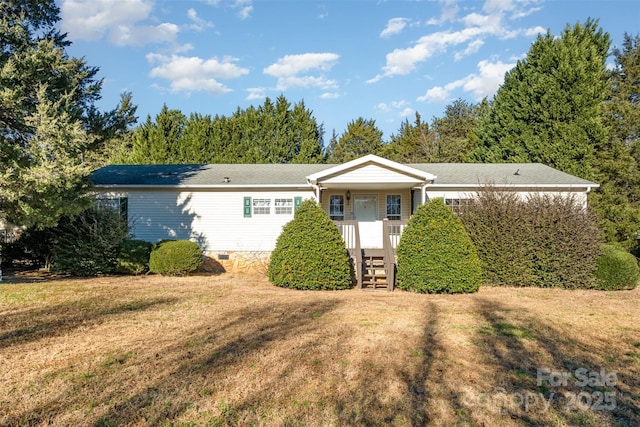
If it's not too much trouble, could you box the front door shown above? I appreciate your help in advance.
[354,195,382,248]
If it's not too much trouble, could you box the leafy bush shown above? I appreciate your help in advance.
[53,208,130,276]
[117,239,153,275]
[396,198,482,293]
[269,199,352,290]
[594,244,639,290]
[461,188,601,288]
[149,240,203,276]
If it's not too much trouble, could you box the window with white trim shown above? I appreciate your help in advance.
[253,198,271,215]
[445,198,470,216]
[275,198,293,215]
[329,195,344,220]
[386,194,401,220]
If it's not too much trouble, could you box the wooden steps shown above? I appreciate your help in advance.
[361,250,392,291]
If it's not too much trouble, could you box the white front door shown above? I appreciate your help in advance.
[354,195,382,248]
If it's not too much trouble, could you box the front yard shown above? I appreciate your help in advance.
[0,273,638,426]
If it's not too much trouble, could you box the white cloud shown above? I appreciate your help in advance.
[428,0,459,25]
[320,92,341,99]
[264,53,340,90]
[233,0,253,19]
[186,8,214,31]
[454,39,485,60]
[400,107,415,118]
[418,86,451,103]
[524,26,546,37]
[417,58,515,103]
[147,54,250,94]
[60,0,180,46]
[380,18,409,38]
[377,102,391,112]
[247,87,267,100]
[369,0,543,82]
[109,22,179,46]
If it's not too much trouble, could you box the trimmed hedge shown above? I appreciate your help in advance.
[461,189,602,288]
[396,198,482,293]
[268,199,352,290]
[149,240,203,276]
[594,244,639,290]
[117,239,153,275]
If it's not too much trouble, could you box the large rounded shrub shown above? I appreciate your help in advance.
[396,198,482,293]
[594,244,639,290]
[149,240,203,276]
[117,239,153,275]
[269,199,352,290]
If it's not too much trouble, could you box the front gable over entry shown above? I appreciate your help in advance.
[307,154,436,189]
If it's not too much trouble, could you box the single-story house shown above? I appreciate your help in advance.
[91,154,598,288]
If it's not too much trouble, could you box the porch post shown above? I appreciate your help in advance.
[421,183,426,205]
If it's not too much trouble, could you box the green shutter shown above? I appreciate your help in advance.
[294,197,302,212]
[244,197,252,217]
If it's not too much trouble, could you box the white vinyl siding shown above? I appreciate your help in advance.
[124,189,315,252]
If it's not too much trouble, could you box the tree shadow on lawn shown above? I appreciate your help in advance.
[0,296,178,349]
[465,297,639,426]
[90,298,342,426]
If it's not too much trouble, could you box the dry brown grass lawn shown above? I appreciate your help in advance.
[0,273,638,427]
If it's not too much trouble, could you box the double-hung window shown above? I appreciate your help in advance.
[445,198,470,216]
[253,198,271,215]
[386,195,401,220]
[275,198,293,215]
[329,195,344,220]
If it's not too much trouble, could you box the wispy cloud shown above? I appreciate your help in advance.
[147,54,249,94]
[264,53,340,91]
[234,0,253,20]
[417,58,515,102]
[368,0,543,83]
[380,18,410,38]
[186,8,214,31]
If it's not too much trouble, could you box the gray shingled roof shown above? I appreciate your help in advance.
[91,163,598,188]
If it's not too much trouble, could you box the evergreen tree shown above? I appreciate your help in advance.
[326,117,383,163]
[125,105,187,164]
[0,0,136,228]
[382,112,435,162]
[590,33,640,248]
[119,96,324,164]
[431,98,484,162]
[473,19,610,180]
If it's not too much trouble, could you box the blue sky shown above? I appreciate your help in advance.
[59,0,639,142]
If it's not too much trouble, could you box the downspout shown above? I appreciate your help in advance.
[308,178,321,202]
[421,176,436,205]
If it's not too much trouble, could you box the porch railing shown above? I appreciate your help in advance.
[333,220,363,288]
[382,219,408,291]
